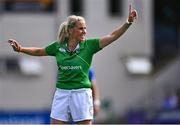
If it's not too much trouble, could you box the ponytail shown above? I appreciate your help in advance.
[57,21,68,43]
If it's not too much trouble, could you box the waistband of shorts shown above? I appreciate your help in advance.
[56,88,91,92]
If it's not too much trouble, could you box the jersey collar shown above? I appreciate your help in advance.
[61,39,86,53]
[65,43,80,52]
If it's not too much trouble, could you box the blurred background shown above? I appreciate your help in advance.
[0,0,179,124]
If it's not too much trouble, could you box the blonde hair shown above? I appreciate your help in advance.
[57,15,85,43]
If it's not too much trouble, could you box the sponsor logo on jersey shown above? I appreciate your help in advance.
[58,65,82,70]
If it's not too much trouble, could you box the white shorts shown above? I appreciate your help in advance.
[50,88,93,122]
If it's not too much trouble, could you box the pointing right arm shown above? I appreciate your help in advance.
[8,39,47,56]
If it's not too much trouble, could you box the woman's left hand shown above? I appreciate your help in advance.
[127,4,138,23]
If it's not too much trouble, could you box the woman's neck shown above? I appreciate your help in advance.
[68,39,78,52]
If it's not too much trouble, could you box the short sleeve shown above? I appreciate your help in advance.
[86,38,102,54]
[45,41,59,56]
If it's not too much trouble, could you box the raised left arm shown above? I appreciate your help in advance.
[99,4,138,48]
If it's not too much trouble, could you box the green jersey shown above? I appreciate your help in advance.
[45,38,101,89]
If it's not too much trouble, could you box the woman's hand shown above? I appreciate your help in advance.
[94,99,101,116]
[8,39,22,52]
[127,4,138,23]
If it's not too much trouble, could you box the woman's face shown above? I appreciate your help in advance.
[70,20,87,42]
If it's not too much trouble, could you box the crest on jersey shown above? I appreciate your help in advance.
[59,48,66,53]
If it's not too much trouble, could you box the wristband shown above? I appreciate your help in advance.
[126,19,132,25]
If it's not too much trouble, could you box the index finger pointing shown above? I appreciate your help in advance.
[129,4,132,16]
